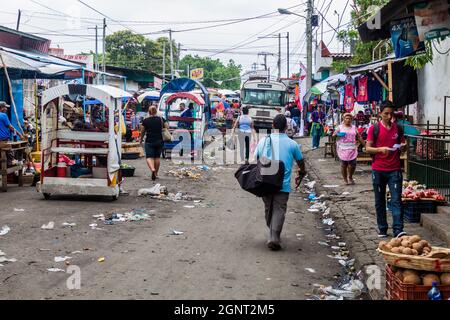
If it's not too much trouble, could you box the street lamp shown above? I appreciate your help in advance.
[278,7,312,91]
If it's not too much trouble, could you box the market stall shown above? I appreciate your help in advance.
[37,84,132,200]
[378,235,450,300]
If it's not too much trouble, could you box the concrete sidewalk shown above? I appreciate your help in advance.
[300,137,446,300]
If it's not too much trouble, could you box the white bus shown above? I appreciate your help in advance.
[240,79,288,129]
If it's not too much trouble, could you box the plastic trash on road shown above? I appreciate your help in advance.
[0,225,10,236]
[305,268,316,273]
[41,222,54,230]
[54,256,72,262]
[170,229,184,235]
[138,184,168,196]
[62,222,76,227]
[322,218,335,226]
[47,268,65,272]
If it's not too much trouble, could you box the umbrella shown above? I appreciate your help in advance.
[310,81,328,95]
[137,91,160,103]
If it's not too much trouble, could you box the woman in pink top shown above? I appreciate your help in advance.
[333,113,364,185]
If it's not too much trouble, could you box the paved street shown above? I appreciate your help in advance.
[1,143,343,299]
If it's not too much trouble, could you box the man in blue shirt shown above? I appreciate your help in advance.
[0,102,17,141]
[255,114,306,251]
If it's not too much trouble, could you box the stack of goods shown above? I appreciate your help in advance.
[378,235,450,300]
[401,181,446,202]
[388,180,447,222]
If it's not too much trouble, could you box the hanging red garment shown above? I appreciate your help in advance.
[357,76,368,102]
[344,84,354,112]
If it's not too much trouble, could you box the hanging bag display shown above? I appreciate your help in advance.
[234,136,285,197]
[160,117,172,142]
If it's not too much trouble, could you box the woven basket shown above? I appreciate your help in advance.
[377,247,450,272]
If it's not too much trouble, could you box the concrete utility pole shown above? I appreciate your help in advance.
[306,0,313,90]
[278,33,281,80]
[169,29,174,80]
[287,32,289,78]
[88,25,99,83]
[16,10,21,31]
[102,18,106,84]
[162,42,166,83]
[177,43,181,72]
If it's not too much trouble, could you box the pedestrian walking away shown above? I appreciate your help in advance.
[284,111,298,139]
[232,106,256,164]
[310,105,326,149]
[140,106,169,180]
[333,113,364,185]
[255,114,306,251]
[365,100,407,238]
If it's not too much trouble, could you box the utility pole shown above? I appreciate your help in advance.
[287,32,289,78]
[306,0,313,91]
[16,10,21,31]
[278,33,281,80]
[169,29,174,80]
[88,25,99,83]
[162,42,166,84]
[177,43,181,72]
[102,18,106,84]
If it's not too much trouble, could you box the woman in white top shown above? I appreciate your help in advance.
[232,106,256,164]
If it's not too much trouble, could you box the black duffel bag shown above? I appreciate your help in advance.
[234,136,285,197]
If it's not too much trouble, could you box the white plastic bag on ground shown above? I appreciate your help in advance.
[138,184,165,196]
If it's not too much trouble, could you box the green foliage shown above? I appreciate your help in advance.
[104,30,177,74]
[179,55,242,90]
[331,0,393,72]
[405,41,434,70]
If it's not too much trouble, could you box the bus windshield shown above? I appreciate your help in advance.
[242,89,284,106]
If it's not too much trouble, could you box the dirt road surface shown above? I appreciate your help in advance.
[0,150,341,299]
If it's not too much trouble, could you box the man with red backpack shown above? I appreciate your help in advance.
[366,100,407,238]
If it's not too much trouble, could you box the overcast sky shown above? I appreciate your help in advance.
[0,0,352,77]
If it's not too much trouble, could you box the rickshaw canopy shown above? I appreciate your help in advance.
[166,92,205,106]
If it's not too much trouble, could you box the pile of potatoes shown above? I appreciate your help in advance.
[378,235,432,256]
[391,266,450,286]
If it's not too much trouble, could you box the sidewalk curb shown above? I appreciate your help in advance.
[303,150,385,300]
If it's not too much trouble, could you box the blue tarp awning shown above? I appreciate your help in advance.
[0,46,83,79]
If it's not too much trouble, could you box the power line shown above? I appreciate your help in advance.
[77,0,138,33]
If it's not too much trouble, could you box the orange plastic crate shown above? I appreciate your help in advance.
[385,264,450,300]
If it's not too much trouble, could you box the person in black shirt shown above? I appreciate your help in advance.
[140,106,169,180]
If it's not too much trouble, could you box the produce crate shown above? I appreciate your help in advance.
[385,264,450,300]
[120,167,135,177]
[388,199,438,223]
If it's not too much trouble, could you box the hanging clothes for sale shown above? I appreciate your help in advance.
[367,75,382,102]
[357,76,368,102]
[344,84,355,112]
[338,86,345,106]
[392,61,418,107]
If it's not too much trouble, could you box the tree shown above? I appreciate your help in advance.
[331,0,391,72]
[104,30,177,74]
[179,55,242,90]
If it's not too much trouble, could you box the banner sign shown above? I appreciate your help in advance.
[190,68,204,80]
[414,0,450,41]
[390,17,425,58]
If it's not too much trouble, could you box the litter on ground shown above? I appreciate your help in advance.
[305,268,316,273]
[41,222,55,230]
[62,222,76,227]
[170,229,184,235]
[13,208,25,212]
[54,256,72,262]
[0,225,10,236]
[47,268,65,272]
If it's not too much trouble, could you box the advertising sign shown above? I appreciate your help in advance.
[190,68,204,80]
[414,0,450,41]
[390,17,425,58]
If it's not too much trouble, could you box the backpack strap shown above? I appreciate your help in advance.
[397,123,404,144]
[372,123,379,146]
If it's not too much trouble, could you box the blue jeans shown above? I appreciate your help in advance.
[372,170,404,236]
[312,134,321,148]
